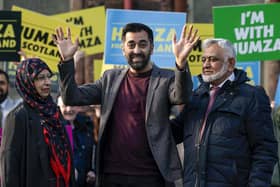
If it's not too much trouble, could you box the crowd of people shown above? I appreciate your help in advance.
[0,22,278,187]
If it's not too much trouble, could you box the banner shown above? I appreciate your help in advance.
[104,9,186,68]
[52,6,105,55]
[12,6,79,71]
[213,3,280,61]
[0,11,21,61]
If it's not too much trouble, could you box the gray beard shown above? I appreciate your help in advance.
[202,61,229,83]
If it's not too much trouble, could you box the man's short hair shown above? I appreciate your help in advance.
[202,38,236,59]
[121,22,154,43]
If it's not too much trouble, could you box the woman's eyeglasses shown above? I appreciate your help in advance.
[35,74,53,82]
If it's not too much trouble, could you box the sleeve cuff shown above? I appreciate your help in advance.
[175,62,187,72]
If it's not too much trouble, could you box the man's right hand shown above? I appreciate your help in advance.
[52,27,79,62]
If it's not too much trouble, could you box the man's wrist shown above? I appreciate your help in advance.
[175,62,186,71]
[63,56,74,62]
[60,58,73,64]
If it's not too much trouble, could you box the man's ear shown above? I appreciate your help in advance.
[121,43,125,56]
[150,44,154,55]
[228,57,236,72]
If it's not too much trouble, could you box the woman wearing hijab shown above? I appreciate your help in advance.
[0,58,75,187]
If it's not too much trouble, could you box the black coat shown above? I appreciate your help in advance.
[0,102,76,187]
[172,69,278,187]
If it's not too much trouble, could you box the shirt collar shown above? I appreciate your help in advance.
[0,97,9,109]
[210,72,235,89]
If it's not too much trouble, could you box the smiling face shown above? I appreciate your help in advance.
[201,43,235,86]
[122,30,154,73]
[34,69,52,98]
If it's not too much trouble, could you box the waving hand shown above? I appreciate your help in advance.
[172,24,200,69]
[52,27,79,62]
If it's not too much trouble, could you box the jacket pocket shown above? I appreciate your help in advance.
[211,106,245,137]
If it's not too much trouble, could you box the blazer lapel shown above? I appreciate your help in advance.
[106,68,128,111]
[99,68,128,136]
[145,66,160,122]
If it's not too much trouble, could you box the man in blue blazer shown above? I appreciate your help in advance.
[53,23,199,187]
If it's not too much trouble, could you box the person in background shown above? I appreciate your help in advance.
[0,69,21,130]
[53,22,199,187]
[76,105,100,144]
[0,58,75,187]
[172,38,278,187]
[57,94,96,187]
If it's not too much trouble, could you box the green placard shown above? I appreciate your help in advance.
[213,3,280,61]
[0,11,21,61]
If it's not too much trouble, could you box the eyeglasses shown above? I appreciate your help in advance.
[201,56,223,63]
[35,73,53,82]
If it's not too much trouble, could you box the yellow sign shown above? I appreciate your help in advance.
[188,24,213,76]
[12,6,80,72]
[93,59,103,81]
[52,6,105,55]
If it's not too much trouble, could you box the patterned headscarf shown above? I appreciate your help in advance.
[15,58,71,187]
[15,58,55,116]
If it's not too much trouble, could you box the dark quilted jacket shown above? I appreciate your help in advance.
[172,69,278,187]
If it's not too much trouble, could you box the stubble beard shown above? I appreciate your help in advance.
[0,92,8,103]
[127,52,151,72]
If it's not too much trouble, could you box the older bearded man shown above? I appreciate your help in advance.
[172,38,278,187]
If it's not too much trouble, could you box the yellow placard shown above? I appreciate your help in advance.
[188,24,213,76]
[94,59,103,81]
[52,6,105,55]
[12,6,80,72]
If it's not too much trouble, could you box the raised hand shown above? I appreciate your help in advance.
[172,24,200,69]
[52,27,79,61]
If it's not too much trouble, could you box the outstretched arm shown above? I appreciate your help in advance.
[172,24,200,69]
[52,27,79,62]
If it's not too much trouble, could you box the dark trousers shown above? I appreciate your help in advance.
[102,174,168,187]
